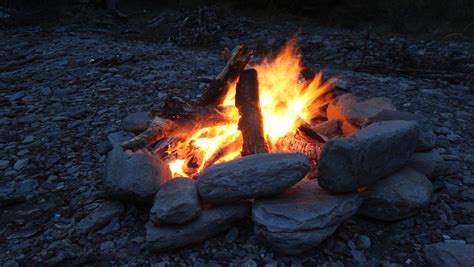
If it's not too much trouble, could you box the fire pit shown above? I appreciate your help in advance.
[104,38,438,254]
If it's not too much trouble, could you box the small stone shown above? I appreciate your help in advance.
[104,147,171,201]
[355,235,371,250]
[146,203,250,252]
[242,259,258,267]
[326,93,359,122]
[76,201,124,234]
[318,120,420,193]
[224,227,239,243]
[463,176,474,186]
[358,168,433,221]
[14,179,38,195]
[150,178,201,225]
[313,120,341,139]
[423,242,474,267]
[197,153,309,204]
[461,189,474,201]
[100,241,114,254]
[0,160,10,170]
[22,135,35,144]
[122,112,149,134]
[341,121,360,136]
[447,133,463,143]
[408,150,445,178]
[455,224,474,244]
[13,159,29,171]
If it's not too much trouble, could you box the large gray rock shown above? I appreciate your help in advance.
[76,201,124,234]
[150,178,201,225]
[104,147,171,201]
[146,202,250,252]
[122,112,149,134]
[366,110,436,151]
[327,95,396,127]
[423,242,474,267]
[358,167,433,221]
[252,180,362,254]
[408,150,445,178]
[197,153,310,204]
[318,120,420,193]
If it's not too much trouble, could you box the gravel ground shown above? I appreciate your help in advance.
[0,7,473,266]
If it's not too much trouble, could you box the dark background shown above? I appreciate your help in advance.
[1,0,474,37]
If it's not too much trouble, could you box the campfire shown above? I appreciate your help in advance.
[105,37,436,255]
[122,38,334,177]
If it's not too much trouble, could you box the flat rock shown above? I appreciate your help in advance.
[455,224,474,244]
[423,242,474,267]
[197,153,310,204]
[104,147,171,201]
[146,202,250,252]
[76,201,124,234]
[122,112,149,134]
[408,150,445,178]
[358,167,433,221]
[150,178,201,225]
[367,110,436,151]
[327,93,358,122]
[318,120,420,192]
[252,180,362,254]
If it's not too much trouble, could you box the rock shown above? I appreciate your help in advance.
[107,131,134,147]
[197,153,310,204]
[252,180,362,254]
[327,93,359,122]
[341,121,360,136]
[366,110,436,151]
[318,120,420,192]
[408,150,445,178]
[150,178,201,225]
[76,201,124,234]
[355,235,371,250]
[461,189,474,201]
[313,120,341,139]
[358,168,433,221]
[327,95,396,127]
[0,159,9,169]
[104,147,171,201]
[455,224,474,244]
[122,112,149,134]
[14,179,38,195]
[13,159,29,171]
[146,203,250,252]
[423,242,474,267]
[463,176,474,186]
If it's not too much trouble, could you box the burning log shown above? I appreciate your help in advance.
[295,117,328,143]
[235,69,269,156]
[276,133,323,160]
[202,136,243,170]
[122,109,233,151]
[198,45,253,107]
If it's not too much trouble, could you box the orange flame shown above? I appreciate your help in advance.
[167,38,334,177]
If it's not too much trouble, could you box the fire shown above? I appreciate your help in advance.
[167,38,334,177]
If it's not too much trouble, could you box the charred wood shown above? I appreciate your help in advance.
[235,69,269,156]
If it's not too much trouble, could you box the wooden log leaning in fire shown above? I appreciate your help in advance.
[198,45,254,107]
[235,69,269,156]
[121,107,234,151]
[202,136,243,171]
[295,117,329,143]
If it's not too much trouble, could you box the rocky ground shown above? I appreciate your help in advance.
[1,6,473,266]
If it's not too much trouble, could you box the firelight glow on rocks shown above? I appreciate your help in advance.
[168,38,334,177]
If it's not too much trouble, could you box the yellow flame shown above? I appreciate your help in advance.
[167,38,334,177]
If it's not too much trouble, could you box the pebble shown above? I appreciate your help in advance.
[13,159,29,171]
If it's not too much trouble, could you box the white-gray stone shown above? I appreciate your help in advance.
[455,224,474,244]
[252,180,362,254]
[318,120,420,193]
[146,203,250,252]
[104,147,171,201]
[150,178,201,225]
[76,201,124,234]
[107,131,134,147]
[197,153,310,204]
[358,168,433,221]
[122,112,149,134]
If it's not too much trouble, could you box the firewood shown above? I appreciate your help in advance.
[295,117,329,143]
[275,132,323,160]
[198,45,253,107]
[201,135,243,171]
[121,111,234,151]
[235,69,269,156]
